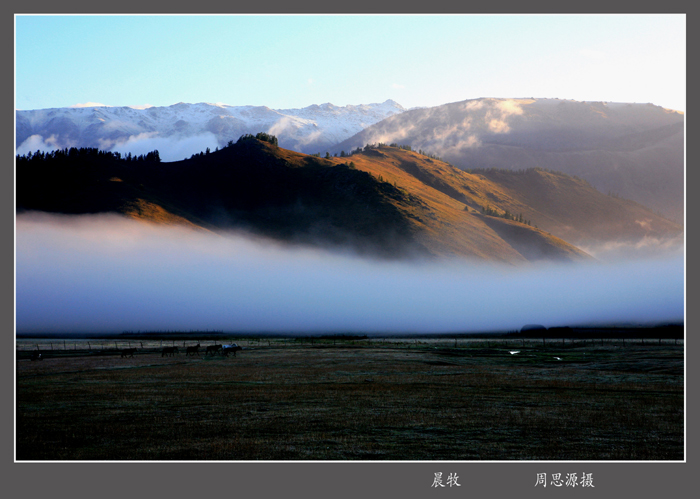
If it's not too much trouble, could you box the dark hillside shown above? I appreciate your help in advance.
[16,140,430,258]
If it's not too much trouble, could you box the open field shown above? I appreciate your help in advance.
[16,336,684,460]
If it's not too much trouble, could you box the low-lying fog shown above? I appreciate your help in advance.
[15,213,684,334]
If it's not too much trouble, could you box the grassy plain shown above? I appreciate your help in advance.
[15,337,684,461]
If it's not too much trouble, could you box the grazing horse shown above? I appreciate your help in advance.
[162,346,179,357]
[222,344,242,357]
[186,343,201,356]
[30,350,43,361]
[206,344,222,356]
[120,348,137,358]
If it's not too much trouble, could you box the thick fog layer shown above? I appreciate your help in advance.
[15,213,684,334]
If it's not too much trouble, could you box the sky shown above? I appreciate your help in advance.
[15,14,686,112]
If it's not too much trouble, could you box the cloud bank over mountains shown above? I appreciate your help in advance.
[331,98,685,222]
[16,100,406,161]
[335,98,683,156]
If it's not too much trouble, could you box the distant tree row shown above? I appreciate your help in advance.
[417,150,445,161]
[338,142,447,164]
[189,147,216,159]
[309,151,339,159]
[480,204,532,226]
[16,147,161,163]
[236,132,279,147]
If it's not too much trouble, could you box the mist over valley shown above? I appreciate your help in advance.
[16,212,683,334]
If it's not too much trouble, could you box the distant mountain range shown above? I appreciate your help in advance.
[16,97,684,224]
[16,99,406,157]
[16,137,681,263]
[331,98,685,223]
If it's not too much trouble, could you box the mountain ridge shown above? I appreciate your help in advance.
[17,96,684,222]
[16,99,406,159]
[16,137,681,264]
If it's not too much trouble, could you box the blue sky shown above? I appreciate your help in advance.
[15,14,685,111]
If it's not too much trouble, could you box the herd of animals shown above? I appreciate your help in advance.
[162,343,242,357]
[28,342,242,360]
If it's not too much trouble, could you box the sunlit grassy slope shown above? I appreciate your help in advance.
[334,145,681,254]
[329,146,596,262]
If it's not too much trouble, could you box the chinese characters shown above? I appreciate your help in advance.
[535,473,594,488]
[431,472,461,488]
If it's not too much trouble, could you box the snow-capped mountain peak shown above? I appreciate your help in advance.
[16,100,406,161]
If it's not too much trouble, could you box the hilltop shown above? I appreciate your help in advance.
[16,136,681,263]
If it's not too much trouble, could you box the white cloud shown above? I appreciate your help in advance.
[18,130,233,163]
[482,99,525,134]
[462,100,485,112]
[16,134,62,156]
[392,83,405,89]
[267,116,299,136]
[579,235,684,261]
[495,99,525,117]
[70,102,111,108]
[109,132,220,162]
